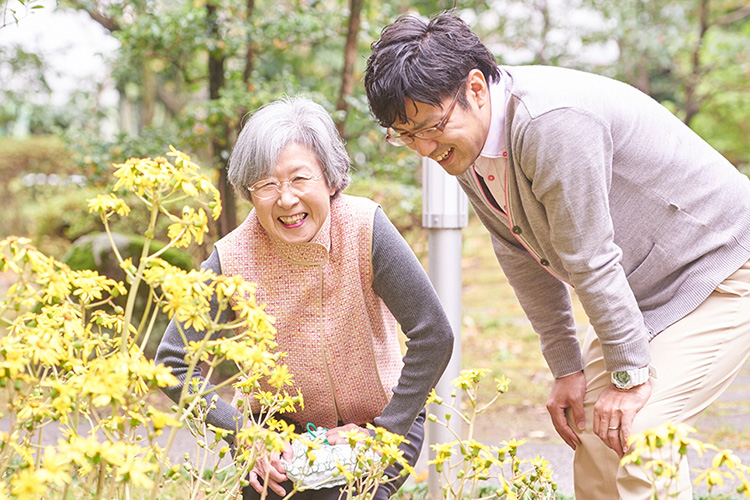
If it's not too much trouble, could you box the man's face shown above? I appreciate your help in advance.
[388,70,492,176]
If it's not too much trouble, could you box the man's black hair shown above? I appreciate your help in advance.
[364,11,501,128]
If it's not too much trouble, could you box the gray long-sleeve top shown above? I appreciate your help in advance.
[155,207,454,441]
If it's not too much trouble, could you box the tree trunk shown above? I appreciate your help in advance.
[335,0,363,138]
[207,2,237,237]
[236,0,255,121]
[140,58,156,130]
[684,0,709,127]
[243,0,255,85]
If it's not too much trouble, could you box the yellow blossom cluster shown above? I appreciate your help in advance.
[0,150,301,500]
[0,236,184,499]
[426,369,557,499]
[622,422,750,498]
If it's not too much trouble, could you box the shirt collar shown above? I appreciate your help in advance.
[479,79,508,159]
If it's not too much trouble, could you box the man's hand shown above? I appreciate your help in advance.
[325,423,369,446]
[546,371,586,450]
[593,381,651,456]
[248,441,293,496]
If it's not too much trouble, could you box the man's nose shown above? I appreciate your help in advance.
[410,137,437,158]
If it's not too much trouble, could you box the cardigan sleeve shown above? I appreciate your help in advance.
[154,250,241,443]
[370,208,454,437]
[490,232,584,378]
[514,107,651,372]
[461,183,583,379]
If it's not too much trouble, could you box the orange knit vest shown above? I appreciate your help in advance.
[214,195,403,428]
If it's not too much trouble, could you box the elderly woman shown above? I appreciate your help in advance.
[155,96,453,500]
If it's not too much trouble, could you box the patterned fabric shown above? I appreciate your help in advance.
[215,195,403,428]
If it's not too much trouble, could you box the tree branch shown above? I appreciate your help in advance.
[65,0,121,32]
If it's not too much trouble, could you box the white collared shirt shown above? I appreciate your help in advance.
[473,80,509,210]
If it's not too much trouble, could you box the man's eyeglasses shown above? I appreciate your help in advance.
[248,172,325,200]
[385,85,462,147]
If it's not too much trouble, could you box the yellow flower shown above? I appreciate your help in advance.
[495,375,511,393]
[10,469,47,499]
[266,418,296,436]
[623,421,707,466]
[16,396,51,423]
[81,354,130,407]
[425,388,443,405]
[167,206,210,247]
[147,406,181,435]
[428,441,456,470]
[69,269,123,304]
[101,441,157,489]
[89,310,126,334]
[206,423,232,441]
[452,368,488,390]
[88,193,131,217]
[267,364,294,389]
[38,447,72,488]
[712,448,742,470]
[695,468,730,488]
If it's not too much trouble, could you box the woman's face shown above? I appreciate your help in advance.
[251,142,335,246]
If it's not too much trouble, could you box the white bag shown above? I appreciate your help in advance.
[281,425,375,490]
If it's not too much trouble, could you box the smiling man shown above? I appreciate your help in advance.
[364,11,750,500]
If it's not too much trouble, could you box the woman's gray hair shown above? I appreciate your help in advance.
[228,96,351,202]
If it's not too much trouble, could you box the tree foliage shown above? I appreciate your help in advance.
[1,0,748,238]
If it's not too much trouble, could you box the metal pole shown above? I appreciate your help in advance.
[421,157,468,499]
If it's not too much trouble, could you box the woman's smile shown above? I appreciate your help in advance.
[278,213,307,227]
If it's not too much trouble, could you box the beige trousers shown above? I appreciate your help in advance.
[571,259,750,500]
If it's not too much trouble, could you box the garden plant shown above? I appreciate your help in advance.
[1,148,749,500]
[0,148,412,500]
[623,422,750,499]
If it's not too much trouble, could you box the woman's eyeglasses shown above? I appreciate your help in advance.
[248,172,325,200]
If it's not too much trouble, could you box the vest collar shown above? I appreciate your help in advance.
[260,204,332,266]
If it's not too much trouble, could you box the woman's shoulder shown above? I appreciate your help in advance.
[332,193,380,215]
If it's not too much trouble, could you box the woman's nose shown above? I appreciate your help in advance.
[276,186,299,206]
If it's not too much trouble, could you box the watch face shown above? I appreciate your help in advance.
[613,371,631,387]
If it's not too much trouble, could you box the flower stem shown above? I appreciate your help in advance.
[121,198,160,353]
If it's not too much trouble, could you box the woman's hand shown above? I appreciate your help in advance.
[324,423,369,445]
[248,440,293,496]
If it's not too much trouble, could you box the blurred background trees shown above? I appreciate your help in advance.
[1,0,749,261]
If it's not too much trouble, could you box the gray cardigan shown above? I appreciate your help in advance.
[458,65,750,378]
[155,207,453,441]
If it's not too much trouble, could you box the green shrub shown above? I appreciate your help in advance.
[347,176,427,258]
[0,135,77,178]
[0,136,82,243]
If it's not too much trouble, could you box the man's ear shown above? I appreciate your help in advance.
[466,68,489,108]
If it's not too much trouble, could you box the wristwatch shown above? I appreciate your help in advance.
[611,366,650,390]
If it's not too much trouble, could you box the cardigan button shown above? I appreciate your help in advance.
[512,226,522,234]
[540,259,550,266]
